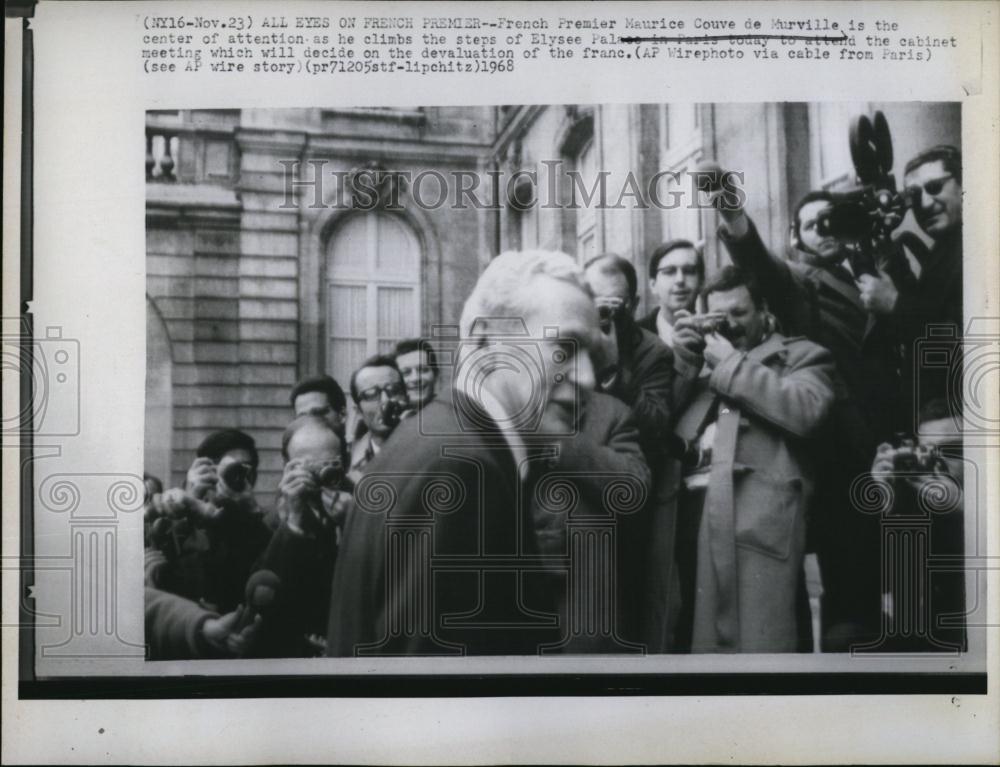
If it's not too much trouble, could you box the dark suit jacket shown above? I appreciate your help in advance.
[606,323,676,457]
[888,227,963,419]
[531,391,653,650]
[637,308,703,423]
[259,386,563,657]
[637,307,659,336]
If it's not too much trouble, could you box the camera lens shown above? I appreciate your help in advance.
[220,461,251,492]
[317,464,343,489]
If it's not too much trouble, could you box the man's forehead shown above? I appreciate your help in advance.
[288,424,340,455]
[707,285,752,307]
[585,266,628,291]
[906,159,948,182]
[799,199,831,220]
[223,447,253,462]
[356,366,400,385]
[917,417,962,443]
[660,248,698,266]
[295,390,329,408]
[395,350,426,367]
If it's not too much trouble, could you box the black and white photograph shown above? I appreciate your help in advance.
[141,101,973,660]
[6,1,999,763]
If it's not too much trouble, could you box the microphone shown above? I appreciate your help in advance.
[244,570,282,619]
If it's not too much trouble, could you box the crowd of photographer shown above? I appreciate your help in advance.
[142,126,966,658]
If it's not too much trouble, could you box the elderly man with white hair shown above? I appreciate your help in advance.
[328,249,607,655]
[265,249,625,656]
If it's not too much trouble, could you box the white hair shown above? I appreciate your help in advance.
[459,249,589,339]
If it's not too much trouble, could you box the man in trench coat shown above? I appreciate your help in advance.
[670,265,837,652]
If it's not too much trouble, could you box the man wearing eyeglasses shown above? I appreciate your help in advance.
[856,146,962,320]
[347,355,411,483]
[857,146,964,420]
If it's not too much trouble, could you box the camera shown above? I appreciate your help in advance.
[311,461,345,490]
[817,111,915,276]
[688,312,733,338]
[597,300,627,332]
[890,432,944,474]
[219,460,255,493]
[380,398,410,430]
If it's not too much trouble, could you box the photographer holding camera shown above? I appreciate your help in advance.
[582,255,675,449]
[860,146,964,418]
[669,266,836,653]
[583,254,679,646]
[251,415,353,656]
[144,429,273,613]
[868,398,965,652]
[696,155,915,649]
[347,355,413,483]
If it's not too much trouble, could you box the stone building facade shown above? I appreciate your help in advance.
[145,103,959,495]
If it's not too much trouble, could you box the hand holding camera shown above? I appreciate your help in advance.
[279,457,348,535]
[186,457,218,501]
[702,329,737,370]
[870,434,951,509]
[594,295,627,334]
[151,487,219,526]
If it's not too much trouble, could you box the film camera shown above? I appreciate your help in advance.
[306,460,345,490]
[890,433,945,474]
[687,312,734,339]
[813,111,918,276]
[597,297,628,333]
[380,398,409,430]
[218,459,255,493]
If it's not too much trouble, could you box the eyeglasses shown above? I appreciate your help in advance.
[356,382,406,403]
[906,175,953,199]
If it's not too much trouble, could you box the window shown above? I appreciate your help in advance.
[658,104,705,248]
[326,213,422,389]
[575,139,598,263]
[808,103,866,190]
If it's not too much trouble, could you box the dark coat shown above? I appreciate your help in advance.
[531,391,653,651]
[325,386,562,656]
[636,307,659,335]
[673,333,836,652]
[887,227,963,419]
[605,323,676,455]
[602,322,684,649]
[151,500,273,615]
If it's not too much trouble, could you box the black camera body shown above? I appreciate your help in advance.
[890,433,943,474]
[380,398,408,430]
[689,312,734,339]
